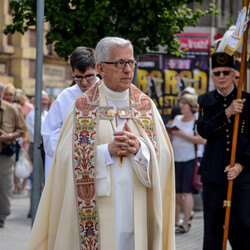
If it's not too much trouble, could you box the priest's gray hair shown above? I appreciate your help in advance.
[95,37,134,63]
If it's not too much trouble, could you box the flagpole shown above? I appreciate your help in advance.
[243,20,249,92]
[222,1,249,249]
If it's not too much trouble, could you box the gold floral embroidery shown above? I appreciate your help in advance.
[107,109,115,117]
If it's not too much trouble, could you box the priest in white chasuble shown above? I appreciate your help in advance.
[27,37,175,250]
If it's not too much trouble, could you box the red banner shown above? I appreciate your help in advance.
[177,33,211,51]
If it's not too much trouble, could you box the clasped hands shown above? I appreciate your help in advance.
[108,122,140,157]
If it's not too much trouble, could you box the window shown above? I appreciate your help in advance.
[29,60,36,78]
[29,29,36,48]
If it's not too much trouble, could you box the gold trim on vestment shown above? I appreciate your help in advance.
[73,81,157,249]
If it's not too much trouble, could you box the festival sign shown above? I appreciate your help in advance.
[136,32,211,123]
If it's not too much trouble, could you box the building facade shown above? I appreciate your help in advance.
[0,0,72,97]
[185,0,244,45]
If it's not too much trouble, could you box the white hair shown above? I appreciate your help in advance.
[95,37,133,63]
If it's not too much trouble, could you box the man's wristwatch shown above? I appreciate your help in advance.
[9,133,13,141]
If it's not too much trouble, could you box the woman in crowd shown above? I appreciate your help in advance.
[169,94,206,233]
[14,89,33,119]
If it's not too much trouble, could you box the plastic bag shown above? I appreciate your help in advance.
[15,148,32,179]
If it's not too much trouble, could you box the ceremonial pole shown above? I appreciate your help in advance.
[243,23,249,92]
[222,1,249,249]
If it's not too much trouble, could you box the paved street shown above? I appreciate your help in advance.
[176,207,231,250]
[0,192,31,250]
[0,192,232,250]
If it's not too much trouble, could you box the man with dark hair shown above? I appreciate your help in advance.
[69,47,96,88]
[197,52,250,250]
[42,47,98,180]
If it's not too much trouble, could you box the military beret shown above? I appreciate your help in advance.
[211,52,234,69]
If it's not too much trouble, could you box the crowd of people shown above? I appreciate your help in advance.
[0,81,52,225]
[0,36,249,250]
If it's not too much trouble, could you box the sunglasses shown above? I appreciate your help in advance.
[213,71,232,77]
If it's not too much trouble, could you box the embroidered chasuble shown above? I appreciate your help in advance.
[27,81,175,250]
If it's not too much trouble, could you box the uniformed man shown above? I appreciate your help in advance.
[197,52,250,250]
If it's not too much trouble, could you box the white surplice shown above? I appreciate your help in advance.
[99,83,151,250]
[42,83,83,180]
[26,108,48,143]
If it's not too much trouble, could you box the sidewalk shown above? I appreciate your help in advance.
[176,209,203,250]
[0,192,232,250]
[0,192,31,250]
[176,193,232,250]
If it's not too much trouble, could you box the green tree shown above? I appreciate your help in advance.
[4,0,218,60]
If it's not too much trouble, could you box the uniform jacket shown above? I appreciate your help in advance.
[197,87,250,185]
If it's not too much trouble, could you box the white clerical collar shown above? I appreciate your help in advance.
[103,82,129,101]
[217,85,234,97]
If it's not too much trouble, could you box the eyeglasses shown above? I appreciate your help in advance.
[101,59,137,69]
[180,100,188,105]
[73,74,95,82]
[213,71,232,77]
